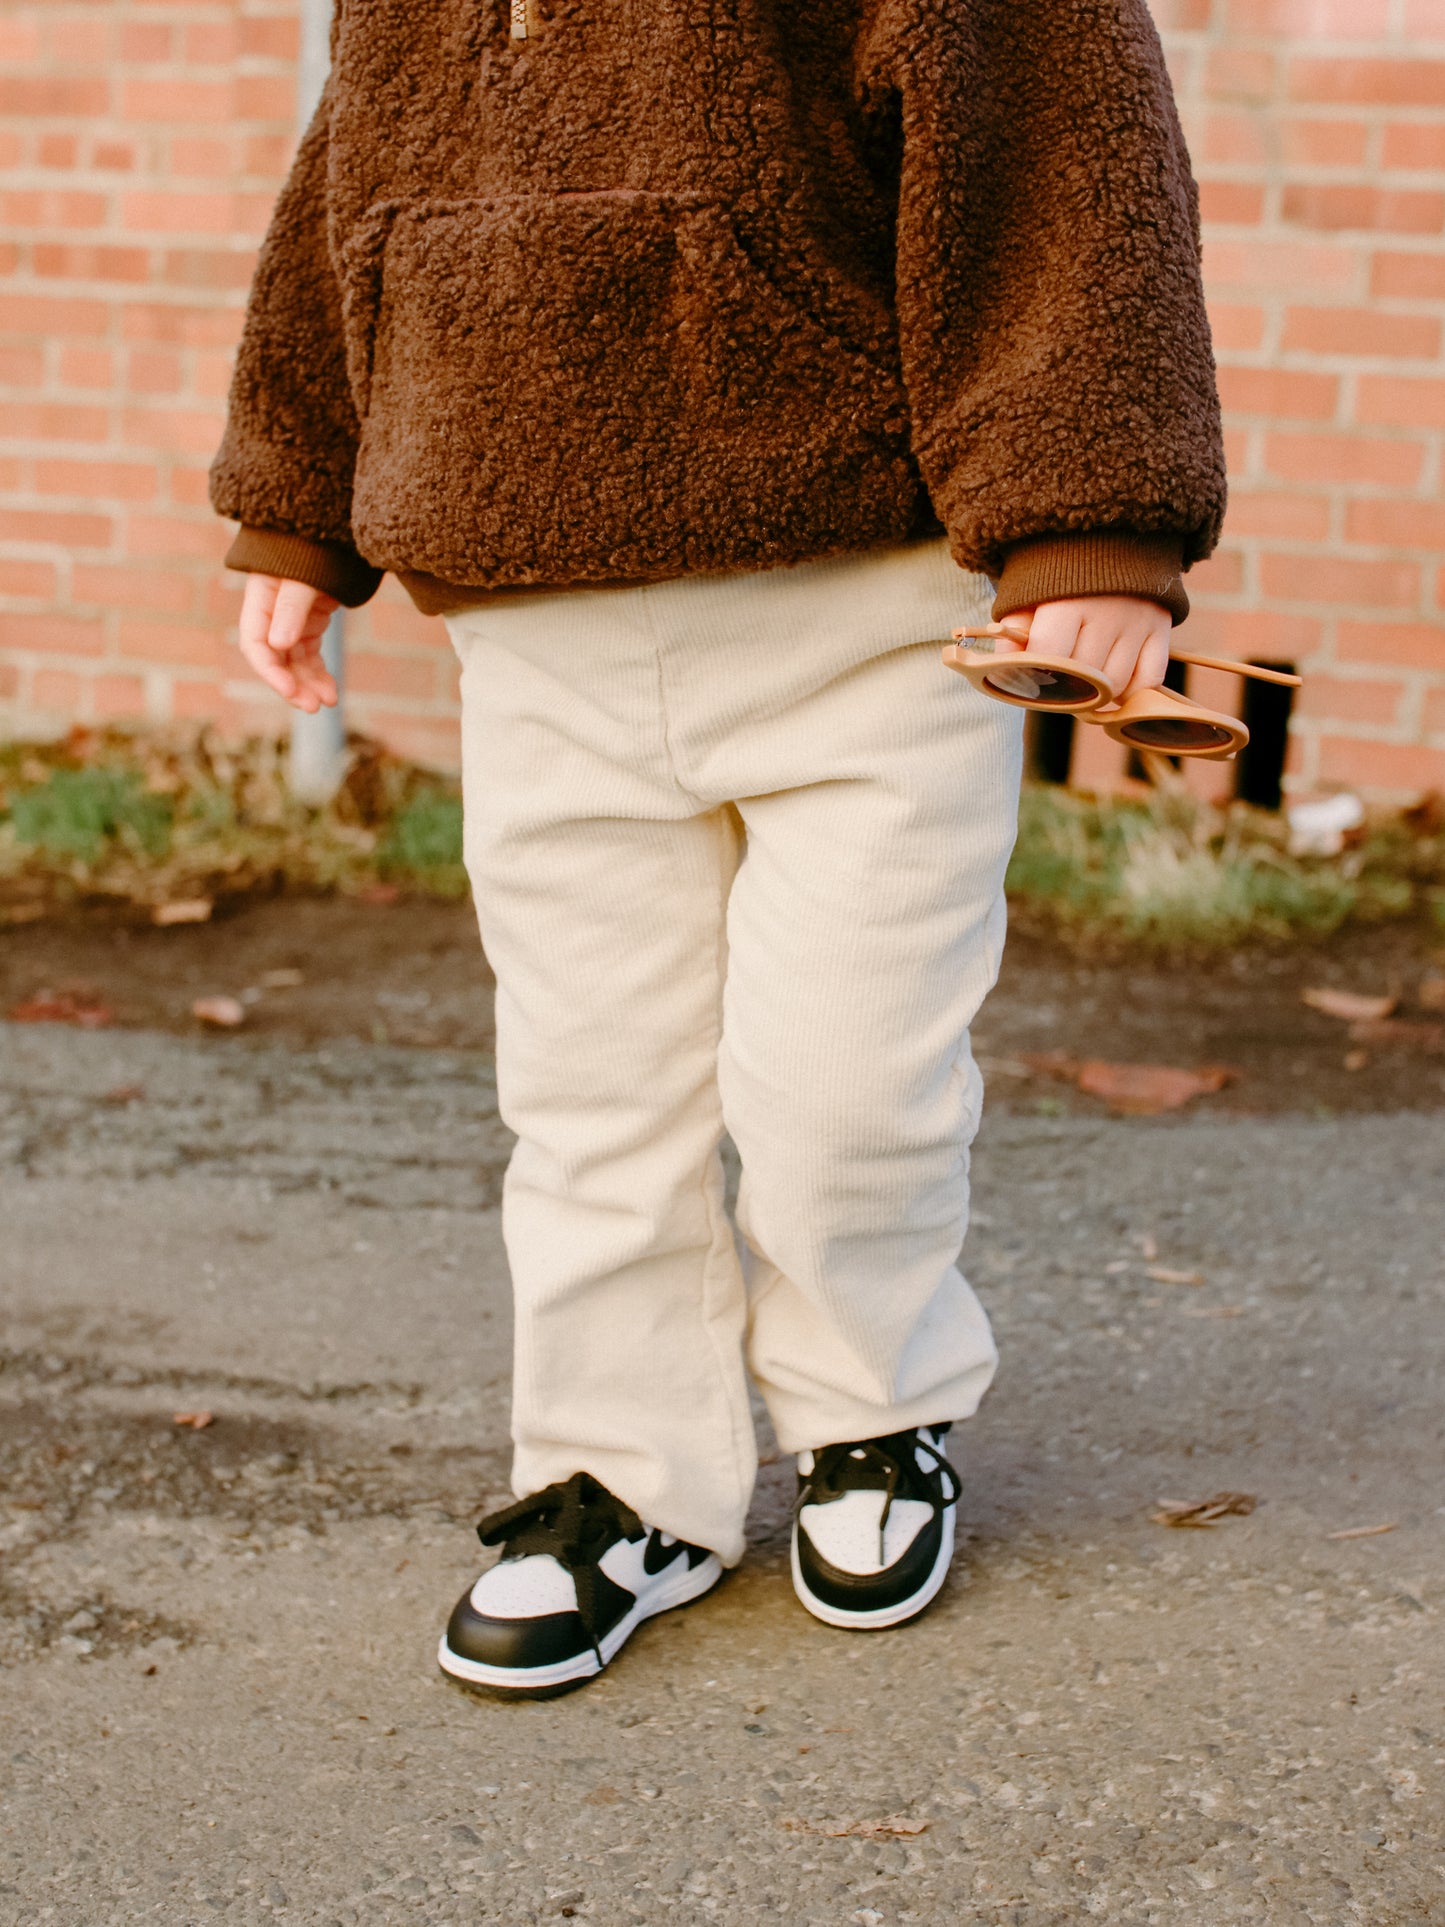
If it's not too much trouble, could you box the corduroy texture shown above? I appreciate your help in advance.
[449,539,1020,1563]
[992,531,1189,626]
[211,0,1225,617]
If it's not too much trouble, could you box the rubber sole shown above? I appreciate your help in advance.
[790,1505,956,1631]
[437,1551,723,1698]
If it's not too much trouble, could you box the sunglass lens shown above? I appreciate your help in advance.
[983,665,1098,706]
[1120,716,1236,752]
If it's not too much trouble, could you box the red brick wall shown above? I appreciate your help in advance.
[1,0,1442,794]
[0,0,458,768]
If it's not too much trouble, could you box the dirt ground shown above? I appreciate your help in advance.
[2,892,1443,1115]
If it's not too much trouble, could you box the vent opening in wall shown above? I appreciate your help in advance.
[1027,706,1075,785]
[1235,663,1296,811]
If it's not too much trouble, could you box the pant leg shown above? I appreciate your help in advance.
[645,539,1024,1453]
[447,596,757,1564]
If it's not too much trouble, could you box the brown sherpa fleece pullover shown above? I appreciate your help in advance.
[211,0,1225,624]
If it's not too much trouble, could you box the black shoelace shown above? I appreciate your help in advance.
[476,1471,641,1661]
[800,1428,960,1566]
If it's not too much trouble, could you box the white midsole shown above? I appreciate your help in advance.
[791,1505,956,1631]
[438,1551,722,1690]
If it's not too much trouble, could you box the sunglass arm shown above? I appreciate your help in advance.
[951,626,1301,690]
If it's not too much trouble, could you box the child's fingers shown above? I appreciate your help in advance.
[269,578,336,650]
[1108,619,1172,698]
[238,575,299,699]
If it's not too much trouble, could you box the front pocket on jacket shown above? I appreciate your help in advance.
[343,190,916,586]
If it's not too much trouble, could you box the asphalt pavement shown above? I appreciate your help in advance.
[1,1021,1442,1925]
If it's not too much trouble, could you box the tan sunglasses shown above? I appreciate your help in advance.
[942,625,1302,760]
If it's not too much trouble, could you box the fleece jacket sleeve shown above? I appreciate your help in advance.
[208,90,381,605]
[868,0,1227,602]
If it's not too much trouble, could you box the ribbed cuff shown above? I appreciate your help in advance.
[224,527,384,609]
[992,531,1189,627]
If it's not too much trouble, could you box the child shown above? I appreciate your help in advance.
[212,0,1224,1695]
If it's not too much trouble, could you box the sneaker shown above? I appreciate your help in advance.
[438,1470,722,1697]
[791,1424,960,1630]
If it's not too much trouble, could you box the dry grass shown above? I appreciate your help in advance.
[2,728,1442,952]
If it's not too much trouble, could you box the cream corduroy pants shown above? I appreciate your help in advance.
[447,538,1023,1565]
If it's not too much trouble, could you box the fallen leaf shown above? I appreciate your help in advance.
[100,1084,144,1106]
[1,901,46,926]
[192,995,245,1028]
[259,967,305,989]
[784,1816,929,1839]
[151,897,213,927]
[1347,1017,1444,1051]
[1151,1492,1257,1528]
[1301,986,1397,1023]
[8,990,114,1029]
[1179,1305,1245,1318]
[1343,1049,1370,1072]
[1020,1054,1235,1116]
[172,1411,213,1430]
[1327,1522,1398,1541]
[359,881,400,905]
[1418,976,1445,1013]
[1134,1232,1160,1261]
[1147,1265,1204,1286]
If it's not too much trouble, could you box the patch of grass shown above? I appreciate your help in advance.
[1,729,1441,951]
[1006,784,1440,952]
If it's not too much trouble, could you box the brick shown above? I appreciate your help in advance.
[30,668,87,711]
[1260,552,1420,606]
[1283,117,1372,168]
[238,14,300,58]
[1208,47,1277,102]
[117,19,173,62]
[1186,547,1247,597]
[1201,110,1271,167]
[1424,685,1445,736]
[122,302,242,348]
[0,558,57,599]
[116,617,223,668]
[1232,0,1395,29]
[73,562,197,615]
[1381,122,1445,171]
[170,136,239,181]
[1203,236,1359,294]
[1217,366,1340,419]
[127,514,229,560]
[128,348,185,395]
[1299,674,1405,726]
[1316,736,1445,794]
[34,458,157,504]
[91,141,137,173]
[0,507,112,548]
[122,79,233,125]
[1357,374,1445,428]
[32,242,151,282]
[0,76,110,117]
[1336,620,1445,669]
[37,132,80,169]
[234,75,299,122]
[1347,498,1445,548]
[1281,306,1441,359]
[162,247,259,291]
[1185,609,1324,662]
[1403,0,1445,36]
[56,345,116,390]
[170,467,218,509]
[1290,58,1445,107]
[1207,302,1266,351]
[121,405,226,454]
[0,292,108,335]
[345,654,440,699]
[0,343,46,386]
[1370,250,1445,300]
[0,15,42,61]
[0,400,110,442]
[1223,491,1331,541]
[93,674,148,718]
[122,189,235,236]
[183,21,240,63]
[1263,431,1425,488]
[1282,184,1445,234]
[0,612,105,657]
[1200,180,1265,224]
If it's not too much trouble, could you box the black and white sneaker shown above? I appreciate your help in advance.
[438,1471,722,1697]
[792,1424,960,1630]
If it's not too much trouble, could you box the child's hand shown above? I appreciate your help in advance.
[237,572,341,713]
[996,595,1172,702]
